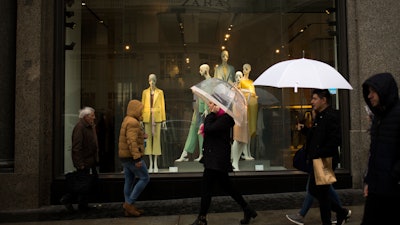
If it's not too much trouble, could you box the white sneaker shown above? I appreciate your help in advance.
[286,214,304,225]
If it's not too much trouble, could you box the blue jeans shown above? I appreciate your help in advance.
[122,158,150,204]
[299,176,342,216]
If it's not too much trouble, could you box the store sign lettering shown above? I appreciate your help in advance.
[182,0,230,8]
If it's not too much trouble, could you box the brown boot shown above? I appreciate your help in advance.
[132,204,145,214]
[123,202,141,217]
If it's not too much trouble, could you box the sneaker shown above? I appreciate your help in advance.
[286,214,304,225]
[336,208,351,225]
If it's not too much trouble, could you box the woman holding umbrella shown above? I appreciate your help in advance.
[190,101,257,225]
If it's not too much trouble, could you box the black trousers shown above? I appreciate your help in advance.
[361,192,400,225]
[199,168,247,216]
[308,174,345,225]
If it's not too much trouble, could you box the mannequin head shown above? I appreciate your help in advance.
[235,71,243,83]
[243,63,251,78]
[148,74,157,89]
[199,64,210,78]
[220,50,229,64]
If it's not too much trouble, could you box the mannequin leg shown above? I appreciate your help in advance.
[194,149,203,161]
[194,133,204,161]
[243,139,254,160]
[154,155,159,173]
[175,150,188,162]
[231,141,244,171]
[148,155,153,173]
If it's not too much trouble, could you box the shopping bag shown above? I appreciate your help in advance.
[293,147,311,172]
[65,170,98,194]
[313,157,337,185]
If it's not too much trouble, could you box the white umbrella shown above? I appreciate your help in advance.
[253,58,353,92]
[191,78,247,126]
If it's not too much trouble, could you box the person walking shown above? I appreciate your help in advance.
[118,99,150,217]
[190,101,257,225]
[361,72,400,225]
[287,109,349,225]
[286,178,345,225]
[60,106,99,212]
[299,89,350,225]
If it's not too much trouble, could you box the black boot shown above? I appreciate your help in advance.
[191,215,207,225]
[240,205,257,224]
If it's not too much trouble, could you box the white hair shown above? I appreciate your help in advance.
[79,106,95,118]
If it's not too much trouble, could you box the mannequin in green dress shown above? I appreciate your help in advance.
[175,64,211,162]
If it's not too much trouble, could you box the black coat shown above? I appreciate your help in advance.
[304,106,341,172]
[362,73,400,196]
[202,111,235,173]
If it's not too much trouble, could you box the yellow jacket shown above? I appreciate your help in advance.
[141,87,166,123]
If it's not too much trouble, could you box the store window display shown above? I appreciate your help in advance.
[141,74,166,173]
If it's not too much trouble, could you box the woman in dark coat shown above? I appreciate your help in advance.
[361,73,400,224]
[190,101,257,225]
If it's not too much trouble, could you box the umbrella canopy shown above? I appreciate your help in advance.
[253,58,353,92]
[190,78,247,126]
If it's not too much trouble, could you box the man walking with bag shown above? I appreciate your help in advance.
[301,89,350,225]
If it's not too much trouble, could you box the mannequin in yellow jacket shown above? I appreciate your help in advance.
[141,74,166,173]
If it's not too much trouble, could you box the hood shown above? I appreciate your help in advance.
[126,99,144,121]
[362,72,399,116]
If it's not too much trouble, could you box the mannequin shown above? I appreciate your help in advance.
[176,64,211,162]
[214,50,235,84]
[239,64,258,160]
[141,74,166,173]
[231,71,249,171]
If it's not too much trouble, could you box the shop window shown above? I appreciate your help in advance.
[62,0,340,174]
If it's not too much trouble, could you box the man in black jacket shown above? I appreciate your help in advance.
[361,73,400,224]
[304,89,350,225]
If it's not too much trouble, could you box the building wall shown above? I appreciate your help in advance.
[0,0,55,209]
[347,0,400,189]
[1,0,400,210]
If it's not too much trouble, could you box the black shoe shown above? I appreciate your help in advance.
[190,215,207,225]
[336,208,351,225]
[60,194,74,212]
[240,205,258,224]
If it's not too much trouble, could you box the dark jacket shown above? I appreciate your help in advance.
[72,118,98,169]
[362,72,400,196]
[202,111,235,173]
[305,106,341,172]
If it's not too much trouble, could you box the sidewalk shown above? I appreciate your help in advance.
[0,189,365,225]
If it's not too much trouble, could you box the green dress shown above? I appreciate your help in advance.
[182,97,208,153]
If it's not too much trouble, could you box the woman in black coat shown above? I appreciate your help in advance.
[361,73,400,224]
[190,101,257,225]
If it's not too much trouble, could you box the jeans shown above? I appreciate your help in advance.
[299,176,342,216]
[122,158,150,204]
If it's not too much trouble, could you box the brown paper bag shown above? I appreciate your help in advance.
[313,157,337,185]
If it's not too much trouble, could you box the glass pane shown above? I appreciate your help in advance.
[63,0,337,174]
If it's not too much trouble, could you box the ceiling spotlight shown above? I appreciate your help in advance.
[65,22,77,29]
[65,42,76,50]
[325,8,336,15]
